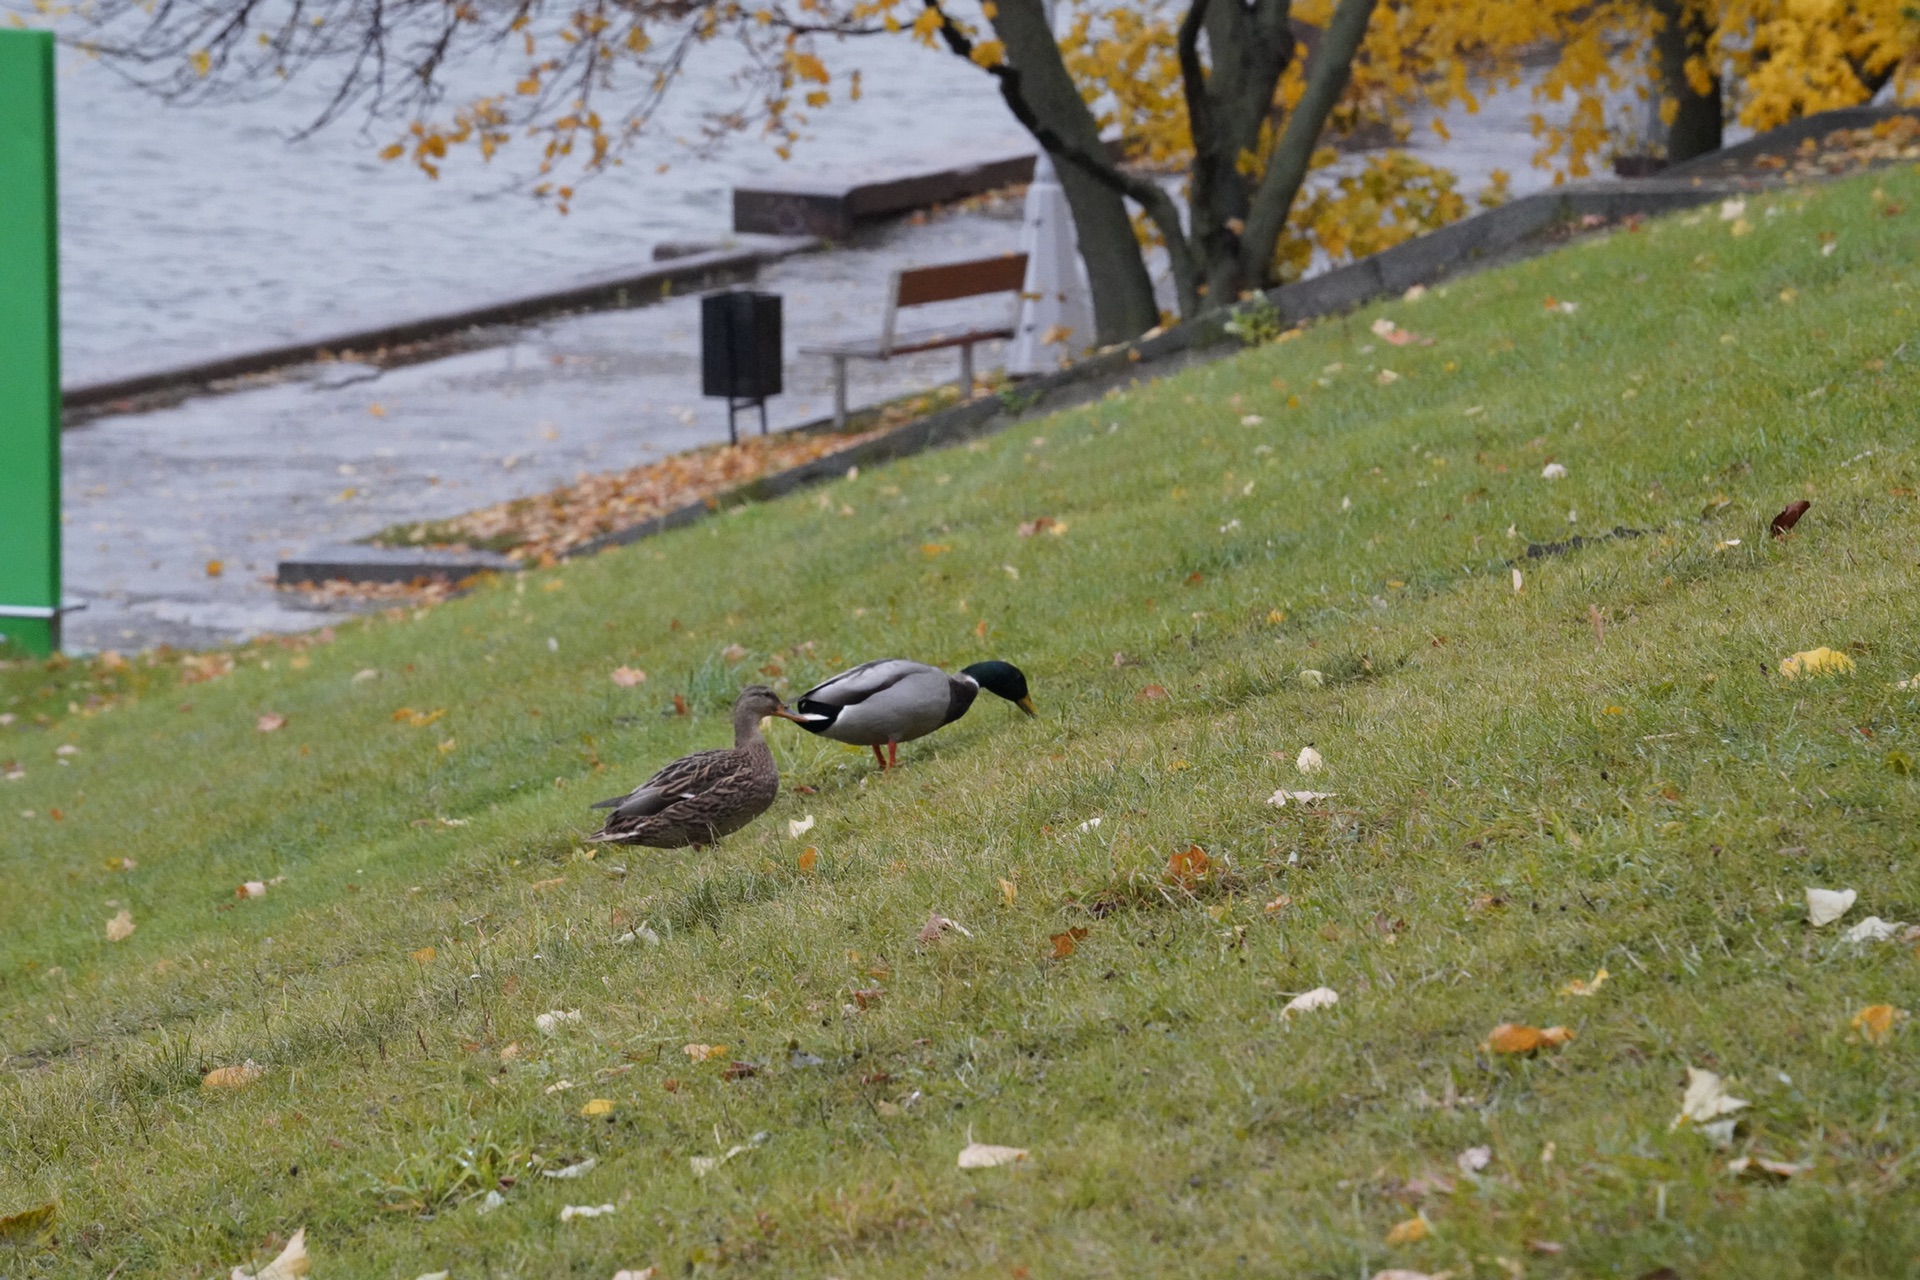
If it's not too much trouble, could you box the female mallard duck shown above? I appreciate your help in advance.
[792,658,1034,770]
[587,685,804,848]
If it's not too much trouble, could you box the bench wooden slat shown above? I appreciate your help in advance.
[894,253,1028,308]
[800,325,1014,360]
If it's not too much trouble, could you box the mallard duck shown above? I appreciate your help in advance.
[587,685,803,848]
[792,659,1034,770]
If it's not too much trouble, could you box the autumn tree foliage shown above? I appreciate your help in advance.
[54,0,1920,344]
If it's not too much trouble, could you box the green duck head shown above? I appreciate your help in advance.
[962,660,1036,716]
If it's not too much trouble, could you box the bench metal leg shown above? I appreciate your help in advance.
[958,343,974,400]
[832,356,848,430]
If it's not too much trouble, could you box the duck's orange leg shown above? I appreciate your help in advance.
[888,739,899,769]
[872,744,888,770]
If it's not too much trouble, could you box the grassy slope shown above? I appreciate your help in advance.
[3,167,1920,1279]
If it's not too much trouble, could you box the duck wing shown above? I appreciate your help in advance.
[591,747,740,821]
[797,659,959,747]
[797,658,938,713]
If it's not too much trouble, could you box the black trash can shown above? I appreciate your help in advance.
[701,290,783,443]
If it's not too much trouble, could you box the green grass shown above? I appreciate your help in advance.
[5,166,1920,1278]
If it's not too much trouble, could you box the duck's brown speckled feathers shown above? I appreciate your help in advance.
[587,686,799,848]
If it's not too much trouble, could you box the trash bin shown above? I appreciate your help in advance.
[701,290,783,443]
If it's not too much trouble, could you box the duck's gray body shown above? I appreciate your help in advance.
[794,659,978,748]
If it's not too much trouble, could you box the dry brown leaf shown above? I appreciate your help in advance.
[671,693,689,717]
[1167,844,1212,887]
[205,559,225,578]
[105,909,135,943]
[0,1200,58,1245]
[392,707,446,728]
[797,846,818,873]
[1017,516,1064,537]
[917,912,973,944]
[1485,1023,1575,1055]
[237,881,268,900]
[256,713,287,733]
[610,666,648,687]
[230,1227,308,1279]
[1384,1216,1429,1245]
[1049,926,1090,959]
[202,1061,266,1090]
[1135,684,1169,702]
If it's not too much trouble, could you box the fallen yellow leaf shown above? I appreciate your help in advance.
[202,1061,266,1090]
[683,1043,729,1062]
[1851,1003,1904,1045]
[1486,1023,1575,1054]
[411,946,437,965]
[1384,1215,1429,1245]
[1779,647,1854,679]
[1560,968,1609,997]
[999,877,1018,906]
[579,1098,615,1117]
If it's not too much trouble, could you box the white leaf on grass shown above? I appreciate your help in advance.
[1456,1145,1493,1173]
[613,925,661,946]
[1373,1273,1444,1280]
[957,1141,1029,1169]
[1728,1155,1812,1179]
[106,909,135,943]
[474,1190,505,1215]
[230,1228,309,1280]
[1075,817,1103,833]
[1298,669,1325,688]
[1541,462,1568,480]
[559,1203,617,1222]
[1295,746,1324,775]
[1672,1066,1748,1135]
[1844,916,1908,944]
[1282,987,1339,1018]
[542,1158,597,1179]
[1805,887,1857,927]
[415,1273,450,1280]
[788,815,815,839]
[691,1144,754,1177]
[1512,567,1524,594]
[1268,790,1337,808]
[535,1010,583,1035]
[612,1270,660,1280]
[1720,198,1746,220]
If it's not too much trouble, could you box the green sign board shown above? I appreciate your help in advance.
[0,30,62,657]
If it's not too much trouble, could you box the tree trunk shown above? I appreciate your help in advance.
[1651,0,1721,163]
[989,0,1162,344]
[1238,0,1380,290]
[1181,0,1294,306]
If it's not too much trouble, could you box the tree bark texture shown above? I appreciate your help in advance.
[1651,0,1722,163]
[1238,0,1379,290]
[984,0,1162,344]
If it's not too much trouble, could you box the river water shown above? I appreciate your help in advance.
[50,35,1032,385]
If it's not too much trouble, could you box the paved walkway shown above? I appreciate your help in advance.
[60,204,1030,652]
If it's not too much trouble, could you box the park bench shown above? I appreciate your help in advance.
[802,251,1029,429]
